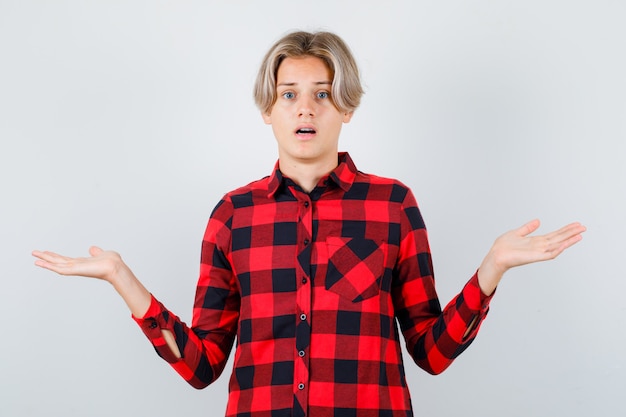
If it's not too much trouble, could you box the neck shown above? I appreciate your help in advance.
[279,157,338,193]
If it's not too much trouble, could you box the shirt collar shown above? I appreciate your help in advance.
[267,152,358,198]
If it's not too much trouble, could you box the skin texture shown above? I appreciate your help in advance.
[262,56,353,193]
[31,54,586,360]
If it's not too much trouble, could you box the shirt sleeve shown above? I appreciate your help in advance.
[132,196,239,389]
[392,188,494,375]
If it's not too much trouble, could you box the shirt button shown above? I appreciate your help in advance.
[304,201,310,208]
[298,383,305,390]
[298,350,305,357]
[300,313,307,321]
[304,239,310,245]
[301,277,307,284]
[148,320,158,329]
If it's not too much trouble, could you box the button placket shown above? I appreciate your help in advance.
[293,191,312,410]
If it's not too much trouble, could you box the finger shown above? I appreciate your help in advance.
[544,222,586,244]
[535,224,584,259]
[32,250,70,263]
[546,233,584,259]
[89,246,103,257]
[32,249,80,274]
[32,249,53,259]
[517,219,541,237]
[33,257,69,274]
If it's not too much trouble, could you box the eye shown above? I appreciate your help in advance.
[282,91,295,100]
[317,91,329,99]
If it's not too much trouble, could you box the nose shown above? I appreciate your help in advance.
[297,95,315,117]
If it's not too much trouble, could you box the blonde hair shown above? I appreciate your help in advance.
[254,31,364,114]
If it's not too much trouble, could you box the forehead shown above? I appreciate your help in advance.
[276,56,333,84]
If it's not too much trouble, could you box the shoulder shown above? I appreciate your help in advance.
[352,170,415,204]
[206,176,271,227]
[219,176,272,208]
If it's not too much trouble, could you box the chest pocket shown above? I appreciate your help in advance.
[325,237,386,302]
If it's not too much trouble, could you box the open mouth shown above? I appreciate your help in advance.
[296,128,316,134]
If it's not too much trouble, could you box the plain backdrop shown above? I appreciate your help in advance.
[1,1,625,416]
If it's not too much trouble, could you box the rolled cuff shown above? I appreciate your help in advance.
[463,271,495,312]
[131,294,181,363]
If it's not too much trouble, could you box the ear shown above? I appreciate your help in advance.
[262,111,272,125]
[342,111,354,123]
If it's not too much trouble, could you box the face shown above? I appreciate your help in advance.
[262,56,353,172]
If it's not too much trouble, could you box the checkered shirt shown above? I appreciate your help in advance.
[134,152,493,417]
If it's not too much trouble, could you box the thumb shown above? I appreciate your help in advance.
[89,246,103,257]
[518,219,541,237]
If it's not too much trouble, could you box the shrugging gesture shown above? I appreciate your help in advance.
[32,218,586,315]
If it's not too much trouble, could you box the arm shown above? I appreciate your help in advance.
[32,197,241,388]
[32,247,180,357]
[393,190,585,375]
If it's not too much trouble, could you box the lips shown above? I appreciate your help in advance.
[295,124,317,139]
[296,123,317,135]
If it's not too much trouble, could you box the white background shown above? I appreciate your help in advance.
[1,1,625,416]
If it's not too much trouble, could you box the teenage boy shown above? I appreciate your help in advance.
[33,31,585,417]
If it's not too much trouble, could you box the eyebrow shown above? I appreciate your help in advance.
[277,81,332,87]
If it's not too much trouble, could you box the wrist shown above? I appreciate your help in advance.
[477,253,505,296]
[106,257,132,289]
[108,260,152,318]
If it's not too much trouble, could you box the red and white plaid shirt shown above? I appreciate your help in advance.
[134,153,493,417]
